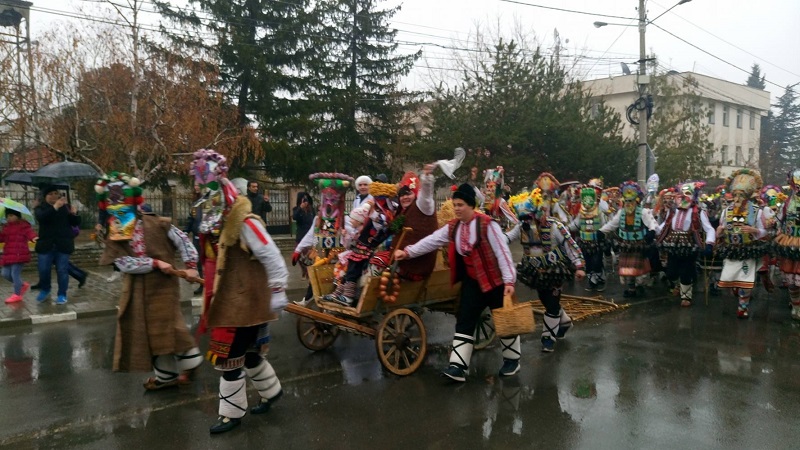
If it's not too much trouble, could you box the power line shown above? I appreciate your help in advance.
[649,0,800,79]
[497,0,637,21]
[649,22,789,91]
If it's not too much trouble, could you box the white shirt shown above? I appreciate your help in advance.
[656,207,716,244]
[404,217,516,285]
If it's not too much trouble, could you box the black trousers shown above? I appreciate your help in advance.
[585,251,604,276]
[221,325,267,380]
[537,285,562,315]
[665,253,698,285]
[455,277,504,336]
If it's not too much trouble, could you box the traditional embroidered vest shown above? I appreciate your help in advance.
[578,215,600,242]
[447,214,504,293]
[617,207,645,241]
[781,198,800,238]
[724,204,757,245]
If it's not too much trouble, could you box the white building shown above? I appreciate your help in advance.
[582,72,771,179]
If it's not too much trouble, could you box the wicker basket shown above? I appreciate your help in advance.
[493,295,535,338]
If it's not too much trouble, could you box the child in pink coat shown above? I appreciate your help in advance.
[0,209,38,303]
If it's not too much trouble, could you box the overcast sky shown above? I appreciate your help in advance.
[18,0,800,100]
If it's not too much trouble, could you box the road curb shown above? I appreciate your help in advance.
[0,287,309,330]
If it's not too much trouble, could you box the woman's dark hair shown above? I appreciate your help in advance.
[5,209,21,219]
[295,191,313,208]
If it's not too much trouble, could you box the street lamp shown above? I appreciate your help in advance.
[594,0,693,188]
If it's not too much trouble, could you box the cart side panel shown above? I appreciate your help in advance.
[356,277,381,314]
[422,270,460,302]
[309,264,336,300]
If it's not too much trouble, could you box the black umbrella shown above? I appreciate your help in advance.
[4,171,69,189]
[31,161,100,184]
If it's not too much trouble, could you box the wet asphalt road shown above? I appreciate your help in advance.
[1,287,800,450]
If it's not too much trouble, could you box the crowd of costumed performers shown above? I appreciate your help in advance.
[503,168,800,322]
[95,147,800,433]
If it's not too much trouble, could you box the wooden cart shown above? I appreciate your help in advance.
[284,256,496,376]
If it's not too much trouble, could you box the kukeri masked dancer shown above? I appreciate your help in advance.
[97,172,202,391]
[559,181,582,221]
[395,184,519,381]
[569,184,607,292]
[715,169,768,319]
[756,184,783,292]
[190,150,290,434]
[292,173,353,304]
[482,166,520,229]
[600,182,658,298]
[656,181,716,307]
[774,169,800,320]
[516,173,586,353]
[323,181,398,307]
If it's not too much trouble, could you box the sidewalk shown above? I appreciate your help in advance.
[0,235,308,328]
[0,236,658,329]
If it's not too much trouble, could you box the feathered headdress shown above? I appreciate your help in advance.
[725,168,762,195]
[620,181,643,202]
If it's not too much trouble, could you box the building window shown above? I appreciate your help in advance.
[721,145,728,165]
[748,147,755,162]
[705,150,715,164]
[736,109,743,128]
[723,105,729,127]
[708,103,716,124]
[590,101,600,119]
[735,146,743,166]
[750,111,756,130]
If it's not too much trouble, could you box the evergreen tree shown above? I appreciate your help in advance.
[648,72,715,185]
[280,0,422,182]
[152,0,322,169]
[763,85,800,182]
[419,38,633,189]
[745,63,767,90]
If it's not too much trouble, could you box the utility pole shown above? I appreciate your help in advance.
[637,0,649,188]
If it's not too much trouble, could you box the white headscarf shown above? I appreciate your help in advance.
[355,175,373,186]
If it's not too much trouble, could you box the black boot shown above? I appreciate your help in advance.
[209,416,241,434]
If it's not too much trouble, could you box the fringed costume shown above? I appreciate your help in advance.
[657,181,716,307]
[776,169,800,320]
[515,173,585,353]
[715,169,767,318]
[191,150,290,434]
[96,172,202,391]
[600,181,658,298]
[569,185,607,291]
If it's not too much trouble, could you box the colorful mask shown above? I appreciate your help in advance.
[95,172,143,241]
[483,166,504,208]
[761,185,781,210]
[580,187,597,214]
[310,173,353,248]
[190,149,237,237]
[724,169,762,212]
[789,169,800,194]
[620,181,642,214]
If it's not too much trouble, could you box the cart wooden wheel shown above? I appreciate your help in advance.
[473,307,496,350]
[296,303,340,351]
[376,308,427,376]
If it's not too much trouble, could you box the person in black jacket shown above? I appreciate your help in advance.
[184,184,204,296]
[34,185,81,305]
[246,181,272,222]
[292,192,315,306]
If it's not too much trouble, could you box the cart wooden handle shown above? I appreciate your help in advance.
[388,227,413,265]
[164,267,204,285]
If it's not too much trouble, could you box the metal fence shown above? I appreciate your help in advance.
[0,184,456,236]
